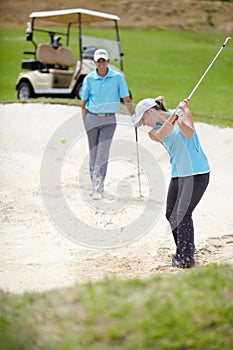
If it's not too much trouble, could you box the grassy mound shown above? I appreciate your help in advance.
[1,263,233,349]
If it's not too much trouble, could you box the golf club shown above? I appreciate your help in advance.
[135,127,143,197]
[171,36,232,125]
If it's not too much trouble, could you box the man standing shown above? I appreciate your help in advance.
[81,49,134,199]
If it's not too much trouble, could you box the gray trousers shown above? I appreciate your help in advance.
[83,112,116,193]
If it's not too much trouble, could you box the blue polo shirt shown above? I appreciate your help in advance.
[82,67,130,114]
[155,109,210,178]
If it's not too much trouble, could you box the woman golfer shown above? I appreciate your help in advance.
[134,97,210,268]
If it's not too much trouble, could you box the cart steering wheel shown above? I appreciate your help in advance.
[82,46,99,59]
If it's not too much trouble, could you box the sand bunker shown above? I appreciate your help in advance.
[0,103,232,293]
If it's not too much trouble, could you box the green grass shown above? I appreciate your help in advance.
[0,264,233,350]
[0,27,232,126]
[121,30,233,126]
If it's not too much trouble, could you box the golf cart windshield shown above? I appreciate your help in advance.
[81,35,121,62]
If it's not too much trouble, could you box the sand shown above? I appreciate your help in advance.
[0,103,232,294]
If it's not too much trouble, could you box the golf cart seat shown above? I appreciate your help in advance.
[56,47,76,67]
[36,44,75,70]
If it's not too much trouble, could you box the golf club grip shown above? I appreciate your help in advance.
[171,114,178,126]
[171,98,190,125]
[135,127,138,142]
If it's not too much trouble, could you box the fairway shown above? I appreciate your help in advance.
[0,28,232,125]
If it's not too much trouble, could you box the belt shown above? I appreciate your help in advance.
[89,112,115,117]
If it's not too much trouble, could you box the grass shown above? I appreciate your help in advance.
[121,30,233,126]
[0,27,232,127]
[0,263,233,350]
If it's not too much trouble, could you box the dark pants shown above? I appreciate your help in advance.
[166,173,210,259]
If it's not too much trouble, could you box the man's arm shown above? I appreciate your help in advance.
[81,100,88,117]
[122,96,135,116]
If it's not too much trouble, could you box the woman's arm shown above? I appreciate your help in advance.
[148,108,194,142]
[149,120,174,142]
[177,109,194,139]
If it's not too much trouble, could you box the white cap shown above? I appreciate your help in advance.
[134,98,158,127]
[94,49,109,62]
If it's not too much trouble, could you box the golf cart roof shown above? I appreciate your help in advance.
[29,8,120,24]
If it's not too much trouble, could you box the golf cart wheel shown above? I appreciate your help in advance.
[17,81,34,100]
[75,82,83,100]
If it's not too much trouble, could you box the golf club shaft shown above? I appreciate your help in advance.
[135,127,142,197]
[188,37,232,100]
[171,37,232,125]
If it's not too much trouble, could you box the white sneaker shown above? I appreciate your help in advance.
[92,192,102,200]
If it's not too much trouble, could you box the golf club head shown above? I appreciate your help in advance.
[223,37,232,46]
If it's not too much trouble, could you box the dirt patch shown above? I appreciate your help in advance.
[1,0,233,32]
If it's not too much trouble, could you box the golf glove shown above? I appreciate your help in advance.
[176,99,189,124]
[178,101,187,110]
[176,108,185,123]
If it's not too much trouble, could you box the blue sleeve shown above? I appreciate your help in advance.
[81,76,89,101]
[118,74,130,98]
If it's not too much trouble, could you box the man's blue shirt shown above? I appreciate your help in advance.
[82,67,130,114]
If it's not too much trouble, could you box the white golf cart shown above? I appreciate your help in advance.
[16,8,127,100]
